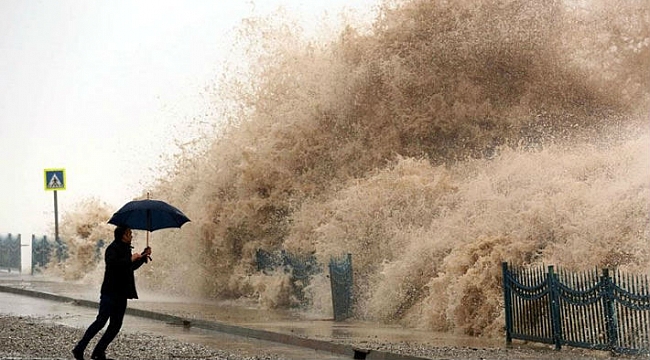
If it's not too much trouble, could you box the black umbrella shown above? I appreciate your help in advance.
[108,198,190,249]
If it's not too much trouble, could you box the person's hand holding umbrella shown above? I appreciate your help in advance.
[133,246,152,263]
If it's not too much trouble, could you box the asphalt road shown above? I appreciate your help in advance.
[0,291,351,360]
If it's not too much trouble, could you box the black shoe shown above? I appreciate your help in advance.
[71,347,84,360]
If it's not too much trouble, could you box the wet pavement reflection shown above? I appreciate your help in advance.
[0,272,505,358]
[0,290,349,359]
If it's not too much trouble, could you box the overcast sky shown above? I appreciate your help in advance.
[0,0,377,237]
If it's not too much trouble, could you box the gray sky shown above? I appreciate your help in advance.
[0,0,377,237]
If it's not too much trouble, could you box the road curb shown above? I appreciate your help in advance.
[0,285,430,360]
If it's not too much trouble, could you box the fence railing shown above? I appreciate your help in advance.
[256,249,354,320]
[255,249,322,303]
[503,262,650,355]
[32,235,69,272]
[5,239,356,321]
[0,234,21,272]
[329,253,353,321]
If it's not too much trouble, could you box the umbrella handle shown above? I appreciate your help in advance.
[146,230,152,261]
[141,252,152,261]
[141,244,152,262]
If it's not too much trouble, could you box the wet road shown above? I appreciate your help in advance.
[0,275,501,349]
[0,273,521,360]
[0,291,351,360]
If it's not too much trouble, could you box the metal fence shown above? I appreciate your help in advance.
[32,235,69,272]
[0,233,21,272]
[255,249,322,303]
[32,235,52,269]
[256,249,354,321]
[503,262,650,355]
[329,253,354,321]
[4,239,355,320]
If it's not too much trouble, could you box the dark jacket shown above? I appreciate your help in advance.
[100,239,147,299]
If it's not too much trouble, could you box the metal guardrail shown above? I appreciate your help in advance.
[32,234,52,269]
[31,234,69,272]
[503,262,650,355]
[256,249,354,321]
[6,238,355,322]
[329,253,353,321]
[1,233,103,273]
[0,233,21,272]
[255,249,322,303]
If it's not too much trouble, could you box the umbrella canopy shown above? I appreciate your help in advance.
[108,199,190,232]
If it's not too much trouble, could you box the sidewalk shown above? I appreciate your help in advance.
[0,272,503,359]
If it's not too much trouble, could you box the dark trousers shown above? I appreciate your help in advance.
[74,294,127,356]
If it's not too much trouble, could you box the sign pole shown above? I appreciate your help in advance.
[44,168,66,251]
[53,190,59,244]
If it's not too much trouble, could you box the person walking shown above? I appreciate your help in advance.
[72,226,151,360]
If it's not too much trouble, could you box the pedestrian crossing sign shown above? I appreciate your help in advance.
[44,168,66,191]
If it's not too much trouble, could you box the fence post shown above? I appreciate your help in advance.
[16,233,21,273]
[502,262,513,344]
[329,253,353,321]
[0,234,7,272]
[548,265,562,350]
[602,269,618,351]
